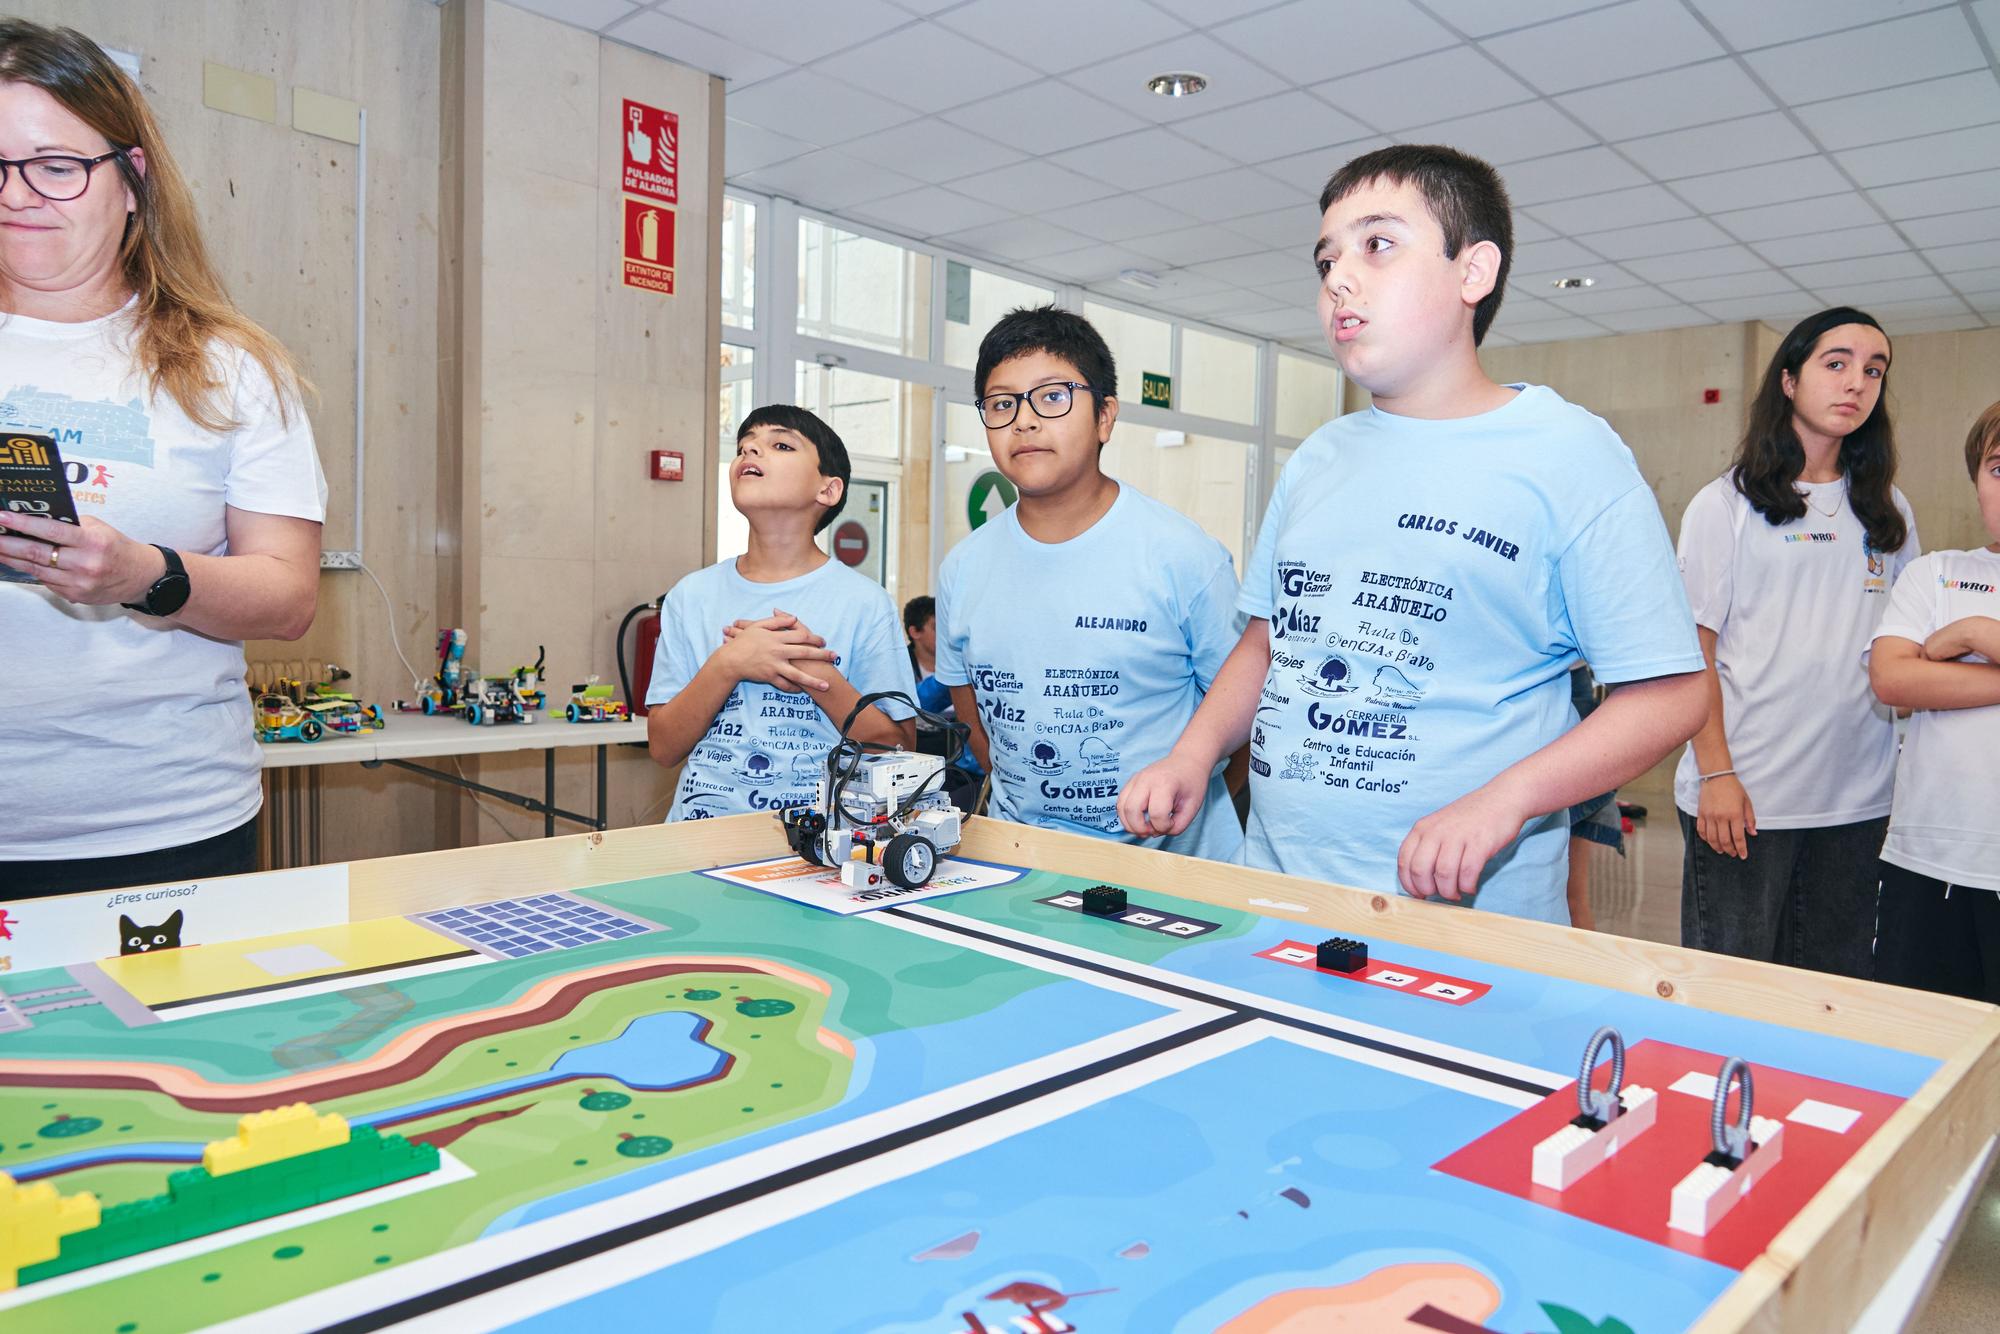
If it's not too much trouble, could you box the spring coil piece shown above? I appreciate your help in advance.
[1712,1056,1755,1162]
[1577,1025,1625,1124]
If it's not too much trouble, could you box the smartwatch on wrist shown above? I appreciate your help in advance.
[122,544,191,616]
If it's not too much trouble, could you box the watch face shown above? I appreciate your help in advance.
[151,571,192,615]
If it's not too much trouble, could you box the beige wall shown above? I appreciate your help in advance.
[31,0,720,859]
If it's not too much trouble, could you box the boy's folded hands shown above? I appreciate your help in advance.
[717,608,837,692]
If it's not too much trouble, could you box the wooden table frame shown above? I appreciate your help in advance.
[98,812,2000,1332]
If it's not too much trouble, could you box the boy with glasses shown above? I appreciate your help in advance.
[935,306,1242,860]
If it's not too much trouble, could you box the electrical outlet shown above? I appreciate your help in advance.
[320,550,362,570]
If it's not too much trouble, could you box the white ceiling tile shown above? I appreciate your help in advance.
[947,158,1118,211]
[1927,239,2000,274]
[1671,156,1852,213]
[1786,250,1935,287]
[1060,33,1293,122]
[1226,307,1332,338]
[1744,8,1985,104]
[1146,0,1290,23]
[1809,273,1952,304]
[1673,269,1806,302]
[1554,59,1775,141]
[843,187,1013,239]
[1711,193,1884,242]
[1693,293,1827,323]
[1626,245,1772,282]
[1483,0,1723,95]
[1136,267,1236,298]
[1687,0,1944,49]
[813,24,1036,114]
[505,0,636,29]
[1049,128,1233,192]
[727,69,917,143]
[1033,243,1178,282]
[1865,294,1976,319]
[935,214,1096,262]
[1186,249,1317,288]
[939,80,1148,156]
[657,0,911,65]
[1838,126,2000,189]
[1594,304,1713,333]
[1228,204,1324,249]
[1510,238,1602,273]
[1529,185,1694,234]
[1947,266,2000,297]
[1512,212,1556,242]
[840,118,1025,177]
[1877,312,1986,334]
[1419,0,1612,37]
[1174,91,1372,164]
[1899,207,2000,249]
[1868,170,2000,221]
[1545,283,1691,314]
[1122,223,1266,267]
[1978,0,2000,45]
[1212,0,1456,84]
[1405,100,1594,166]
[1510,263,1649,292]
[1502,148,1650,205]
[1499,315,1613,342]
[1753,225,1911,267]
[886,0,961,12]
[1618,112,1818,180]
[935,0,1189,75]
[1142,167,1308,222]
[1581,217,1737,261]
[1311,46,1533,131]
[607,9,787,81]
[733,149,921,210]
[1249,276,1321,304]
[724,119,817,176]
[1158,288,1287,318]
[1254,139,1398,192]
[1794,72,2000,153]
[1056,192,1200,242]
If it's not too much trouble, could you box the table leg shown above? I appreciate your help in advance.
[544,749,556,839]
[597,742,608,831]
[309,766,322,865]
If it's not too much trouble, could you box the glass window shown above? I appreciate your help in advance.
[938,400,1001,561]
[1179,327,1259,425]
[798,218,932,358]
[943,262,1056,372]
[793,363,914,463]
[794,363,935,603]
[1083,301,1171,407]
[1275,350,1340,440]
[715,343,756,563]
[1101,421,1252,569]
[722,195,756,331]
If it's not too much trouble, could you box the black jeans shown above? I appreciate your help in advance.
[1875,860,2000,1004]
[1679,812,1887,979]
[0,817,260,902]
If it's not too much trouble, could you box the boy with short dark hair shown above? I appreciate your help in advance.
[646,405,914,820]
[1869,401,2000,1000]
[1122,144,1708,923]
[936,306,1242,860]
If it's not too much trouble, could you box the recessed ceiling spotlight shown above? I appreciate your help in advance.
[1118,268,1162,290]
[1550,276,1595,290]
[1146,71,1207,97]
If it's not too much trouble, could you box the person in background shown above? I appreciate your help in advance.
[904,594,948,715]
[0,21,325,901]
[1675,307,1918,978]
[1868,401,2000,1001]
[1564,662,1623,932]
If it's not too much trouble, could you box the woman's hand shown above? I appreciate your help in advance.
[0,511,161,606]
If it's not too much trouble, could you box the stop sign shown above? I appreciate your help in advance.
[832,520,870,567]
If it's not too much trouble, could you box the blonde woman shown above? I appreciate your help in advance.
[0,21,324,899]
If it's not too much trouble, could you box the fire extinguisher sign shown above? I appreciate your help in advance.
[619,98,678,296]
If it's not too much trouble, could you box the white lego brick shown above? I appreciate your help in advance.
[1787,1098,1862,1133]
[1669,1116,1786,1236]
[1530,1084,1659,1190]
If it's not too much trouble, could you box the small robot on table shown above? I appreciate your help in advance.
[780,690,964,892]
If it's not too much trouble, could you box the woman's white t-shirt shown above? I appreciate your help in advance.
[1868,547,2000,890]
[0,304,326,859]
[1673,471,1918,826]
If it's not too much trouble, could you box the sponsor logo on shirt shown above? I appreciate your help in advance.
[1278,563,1333,597]
[1940,577,1996,594]
[1782,532,1838,543]
[1298,654,1359,697]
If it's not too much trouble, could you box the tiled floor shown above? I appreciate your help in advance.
[1585,780,1998,1331]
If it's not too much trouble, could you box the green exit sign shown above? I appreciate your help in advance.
[1141,372,1172,408]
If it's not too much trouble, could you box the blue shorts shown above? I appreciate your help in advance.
[1569,791,1625,854]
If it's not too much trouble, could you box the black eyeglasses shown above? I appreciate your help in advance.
[974,381,1096,430]
[0,149,129,203]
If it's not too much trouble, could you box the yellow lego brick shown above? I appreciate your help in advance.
[202,1103,349,1177]
[0,1171,101,1291]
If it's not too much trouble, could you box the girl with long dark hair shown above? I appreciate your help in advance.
[1674,307,1917,977]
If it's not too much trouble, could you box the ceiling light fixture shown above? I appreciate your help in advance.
[1550,276,1595,290]
[1118,268,1162,290]
[1145,71,1207,97]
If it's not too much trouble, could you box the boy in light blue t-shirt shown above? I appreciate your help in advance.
[937,306,1242,861]
[1121,145,1708,923]
[646,405,914,821]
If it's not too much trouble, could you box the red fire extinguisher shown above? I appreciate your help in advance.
[618,599,662,716]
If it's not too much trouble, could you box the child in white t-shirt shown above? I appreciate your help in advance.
[1869,402,2000,1002]
[1675,307,1918,978]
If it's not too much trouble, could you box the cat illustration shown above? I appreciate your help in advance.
[119,910,183,955]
